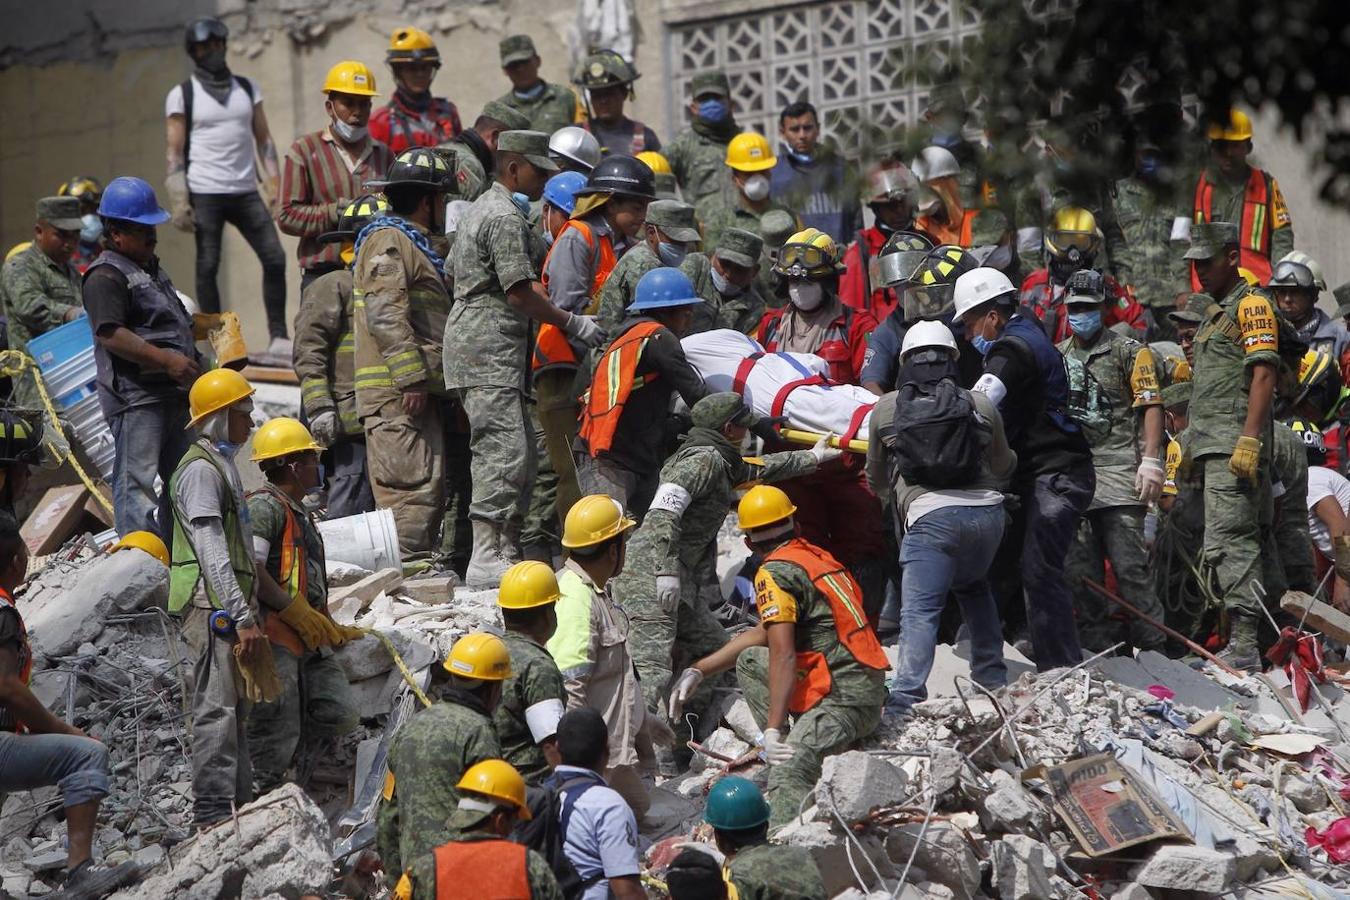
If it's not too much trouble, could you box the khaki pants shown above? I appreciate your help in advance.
[183,605,252,827]
[364,397,447,558]
[534,369,582,521]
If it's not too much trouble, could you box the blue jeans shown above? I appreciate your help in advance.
[1021,463,1095,670]
[191,191,289,339]
[109,400,193,539]
[890,503,1007,712]
[0,731,109,807]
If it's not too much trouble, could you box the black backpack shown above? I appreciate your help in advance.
[513,771,604,899]
[880,378,985,489]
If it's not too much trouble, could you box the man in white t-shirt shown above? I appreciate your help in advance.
[1298,418,1350,610]
[165,16,290,356]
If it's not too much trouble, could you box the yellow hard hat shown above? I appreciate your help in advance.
[774,227,843,277]
[1044,206,1102,261]
[1173,359,1192,382]
[561,495,636,549]
[5,242,31,263]
[455,759,532,819]
[250,417,322,463]
[443,632,513,681]
[737,485,797,531]
[387,26,439,64]
[497,561,561,610]
[725,132,777,172]
[110,531,169,567]
[1207,108,1253,142]
[635,151,672,176]
[187,369,255,427]
[322,60,380,97]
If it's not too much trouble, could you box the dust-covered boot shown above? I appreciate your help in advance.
[465,520,513,589]
[1217,614,1261,672]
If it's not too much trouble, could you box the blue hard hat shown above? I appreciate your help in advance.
[704,775,770,830]
[97,177,171,226]
[542,171,587,216]
[629,267,702,311]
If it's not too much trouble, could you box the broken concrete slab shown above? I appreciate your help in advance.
[23,549,167,657]
[980,781,1048,833]
[1281,590,1350,643]
[989,833,1071,900]
[333,628,435,682]
[1135,845,1236,893]
[884,823,981,899]
[399,575,456,605]
[327,567,403,611]
[817,750,907,822]
[882,640,1035,699]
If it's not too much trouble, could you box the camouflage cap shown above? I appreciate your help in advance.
[480,100,531,132]
[689,71,730,99]
[499,34,537,66]
[645,200,701,243]
[653,172,679,199]
[36,196,83,230]
[759,210,797,253]
[1183,221,1238,260]
[497,130,560,172]
[1336,281,1350,319]
[691,391,753,429]
[1167,292,1210,324]
[715,228,764,269]
[1161,381,1191,409]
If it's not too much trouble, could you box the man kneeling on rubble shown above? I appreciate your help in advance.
[670,486,888,829]
[0,512,140,898]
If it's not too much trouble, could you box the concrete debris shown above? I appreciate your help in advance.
[989,833,1073,900]
[884,823,982,898]
[980,781,1047,833]
[1134,844,1237,893]
[817,750,908,822]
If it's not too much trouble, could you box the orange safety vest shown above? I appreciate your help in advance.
[762,538,889,713]
[248,485,323,657]
[534,220,619,373]
[0,588,32,733]
[1191,167,1274,288]
[915,207,978,248]
[578,320,665,456]
[432,839,531,899]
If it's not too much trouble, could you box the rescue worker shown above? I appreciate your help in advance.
[82,176,202,538]
[1112,138,1192,340]
[1157,381,1207,642]
[839,164,924,317]
[1269,251,1349,361]
[496,35,584,135]
[0,411,43,516]
[595,198,702,331]
[166,369,276,828]
[393,759,562,900]
[638,150,680,200]
[575,267,709,515]
[56,175,105,273]
[697,132,796,251]
[1192,109,1293,288]
[495,561,567,784]
[702,776,826,899]
[1056,270,1168,653]
[370,27,462,153]
[672,486,887,827]
[1271,417,1315,597]
[1020,206,1147,343]
[278,60,392,291]
[244,418,361,794]
[377,632,510,883]
[684,228,770,336]
[1169,294,1207,367]
[573,48,661,158]
[911,145,1010,249]
[540,171,588,241]
[538,155,656,522]
[666,71,740,205]
[858,233,950,396]
[293,194,389,518]
[0,197,86,408]
[770,100,861,244]
[1292,420,1346,607]
[446,130,605,588]
[436,101,532,203]
[548,126,602,174]
[352,148,464,563]
[609,393,828,748]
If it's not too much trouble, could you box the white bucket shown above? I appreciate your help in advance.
[317,509,402,572]
[44,348,98,408]
[63,394,116,481]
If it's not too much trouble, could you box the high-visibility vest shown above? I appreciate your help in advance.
[1192,167,1274,288]
[534,220,618,373]
[915,207,978,247]
[762,537,889,713]
[0,588,31,733]
[247,484,330,656]
[578,320,665,456]
[168,441,256,616]
[431,839,530,899]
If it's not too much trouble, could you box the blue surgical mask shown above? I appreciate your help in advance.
[213,440,243,459]
[1138,152,1162,179]
[788,149,814,165]
[80,213,103,244]
[514,81,546,100]
[511,192,531,216]
[697,98,729,124]
[1068,309,1103,339]
[710,265,743,297]
[656,241,688,267]
[971,333,995,356]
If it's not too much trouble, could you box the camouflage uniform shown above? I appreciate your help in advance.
[695,185,797,256]
[1058,328,1167,652]
[377,694,502,884]
[726,841,826,900]
[1157,411,1207,640]
[438,101,531,204]
[683,229,769,336]
[244,486,358,793]
[1270,421,1315,594]
[495,631,567,784]
[665,73,739,206]
[399,810,563,900]
[496,36,583,137]
[596,241,664,333]
[737,549,886,829]
[0,242,81,408]
[1112,174,1192,338]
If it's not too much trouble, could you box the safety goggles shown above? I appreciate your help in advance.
[1270,260,1317,290]
[1048,230,1097,253]
[777,242,834,272]
[186,19,228,45]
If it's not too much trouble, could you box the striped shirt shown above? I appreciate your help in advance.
[278,128,393,271]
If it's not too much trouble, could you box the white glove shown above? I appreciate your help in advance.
[565,313,605,348]
[656,574,681,613]
[308,411,339,448]
[1135,456,1165,504]
[668,667,704,721]
[811,432,843,465]
[762,727,794,765]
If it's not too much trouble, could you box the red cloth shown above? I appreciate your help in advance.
[369,94,462,154]
[1265,626,1326,713]
[1307,817,1350,863]
[838,228,897,319]
[756,302,879,385]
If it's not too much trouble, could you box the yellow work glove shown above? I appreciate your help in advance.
[277,595,344,650]
[334,623,368,645]
[1335,535,1350,583]
[1228,435,1261,481]
[234,643,283,703]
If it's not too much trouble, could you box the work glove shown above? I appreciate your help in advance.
[234,642,282,703]
[565,313,606,349]
[165,171,195,233]
[750,415,788,442]
[277,595,345,650]
[761,728,795,765]
[656,574,681,614]
[1335,535,1350,584]
[1228,435,1261,481]
[811,432,844,465]
[334,623,368,645]
[1134,457,1165,504]
[668,667,704,721]
[308,411,339,449]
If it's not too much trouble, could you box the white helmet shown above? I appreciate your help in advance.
[901,320,958,357]
[910,145,960,182]
[953,267,1017,321]
[548,126,601,172]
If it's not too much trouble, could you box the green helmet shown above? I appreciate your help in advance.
[704,776,770,831]
[574,49,639,89]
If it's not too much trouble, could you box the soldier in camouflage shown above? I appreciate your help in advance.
[756,209,796,304]
[1270,418,1315,596]
[435,101,532,205]
[595,199,702,333]
[682,228,769,336]
[495,562,567,784]
[665,72,742,206]
[1157,382,1207,644]
[695,132,798,253]
[702,776,826,900]
[1112,140,1193,341]
[496,35,584,137]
